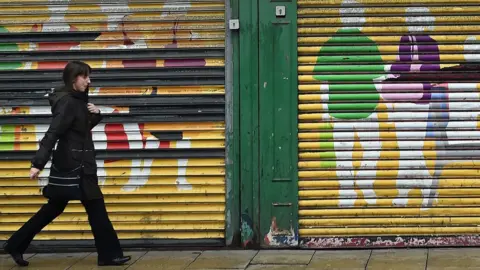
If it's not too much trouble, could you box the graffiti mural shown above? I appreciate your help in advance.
[298,0,480,247]
[0,1,226,242]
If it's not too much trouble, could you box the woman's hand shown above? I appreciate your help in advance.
[30,167,40,179]
[87,103,100,114]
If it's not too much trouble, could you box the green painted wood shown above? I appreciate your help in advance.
[239,0,260,248]
[258,0,299,248]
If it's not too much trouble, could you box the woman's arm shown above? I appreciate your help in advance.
[31,97,75,170]
[87,103,102,129]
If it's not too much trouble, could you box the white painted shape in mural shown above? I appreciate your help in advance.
[392,106,431,207]
[96,106,128,114]
[333,120,380,206]
[145,139,160,149]
[176,159,192,191]
[90,87,101,95]
[122,159,153,191]
[340,0,365,30]
[464,36,480,61]
[161,0,191,16]
[319,84,329,92]
[374,73,399,82]
[28,107,51,115]
[131,39,148,49]
[405,7,435,32]
[99,4,131,31]
[23,62,32,70]
[191,31,200,40]
[29,42,37,51]
[449,92,480,102]
[96,159,106,186]
[37,161,51,187]
[447,93,480,145]
[91,123,108,150]
[43,5,70,32]
[176,140,192,149]
[124,123,143,149]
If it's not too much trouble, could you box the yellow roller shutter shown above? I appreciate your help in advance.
[298,0,480,247]
[0,0,226,245]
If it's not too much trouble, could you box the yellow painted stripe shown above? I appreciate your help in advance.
[2,186,225,196]
[89,86,225,95]
[0,194,225,204]
[2,3,225,13]
[299,207,480,217]
[300,217,480,226]
[299,179,480,188]
[144,122,225,131]
[300,198,480,207]
[298,0,480,4]
[0,223,224,231]
[299,16,480,25]
[0,232,224,240]
[298,6,480,15]
[0,140,225,150]
[1,204,225,213]
[300,189,480,198]
[1,176,225,187]
[298,25,480,35]
[299,35,480,45]
[299,169,480,179]
[298,54,470,64]
[2,213,225,223]
[1,22,224,33]
[0,158,225,170]
[299,45,467,54]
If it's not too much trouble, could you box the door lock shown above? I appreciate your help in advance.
[276,6,286,17]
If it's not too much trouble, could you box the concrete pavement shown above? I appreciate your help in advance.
[1,248,480,270]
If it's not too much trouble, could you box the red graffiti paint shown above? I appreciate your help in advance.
[138,123,147,149]
[165,22,179,49]
[105,123,129,150]
[69,24,78,32]
[37,62,68,70]
[31,24,40,32]
[159,141,170,148]
[164,59,206,67]
[122,60,156,68]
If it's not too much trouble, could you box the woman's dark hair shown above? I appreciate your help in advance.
[62,61,92,85]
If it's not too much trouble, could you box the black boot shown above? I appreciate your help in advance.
[3,242,29,267]
[98,255,131,266]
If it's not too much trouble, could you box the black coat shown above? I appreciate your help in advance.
[31,86,103,200]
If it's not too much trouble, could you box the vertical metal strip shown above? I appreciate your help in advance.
[224,0,240,247]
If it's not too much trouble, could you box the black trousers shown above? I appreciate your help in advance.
[6,198,123,260]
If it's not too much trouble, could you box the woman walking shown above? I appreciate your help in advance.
[3,61,131,267]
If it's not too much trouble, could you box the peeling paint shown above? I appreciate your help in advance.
[241,214,255,248]
[301,236,480,249]
[264,217,298,247]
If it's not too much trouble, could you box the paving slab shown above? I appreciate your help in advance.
[247,265,307,270]
[250,250,314,265]
[428,248,480,270]
[129,251,201,270]
[0,253,35,270]
[187,250,258,269]
[69,251,146,270]
[367,249,427,270]
[11,253,89,270]
[307,250,371,270]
